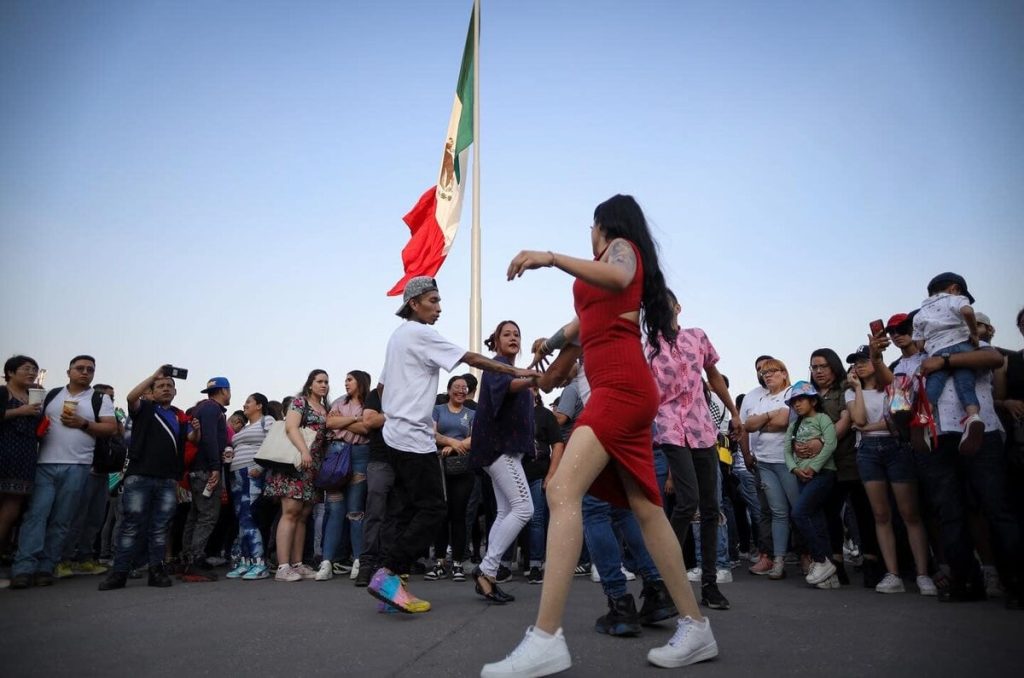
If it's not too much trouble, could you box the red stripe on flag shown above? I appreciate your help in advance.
[387,187,449,296]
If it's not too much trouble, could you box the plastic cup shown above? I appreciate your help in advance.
[62,400,78,417]
[28,388,46,405]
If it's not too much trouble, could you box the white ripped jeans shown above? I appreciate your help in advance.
[481,453,534,577]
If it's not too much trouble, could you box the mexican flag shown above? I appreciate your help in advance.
[387,11,475,296]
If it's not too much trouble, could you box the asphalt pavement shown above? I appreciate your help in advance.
[0,563,1017,677]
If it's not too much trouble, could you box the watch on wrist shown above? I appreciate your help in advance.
[80,421,89,432]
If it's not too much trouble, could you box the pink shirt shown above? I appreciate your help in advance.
[649,327,720,449]
[329,398,369,445]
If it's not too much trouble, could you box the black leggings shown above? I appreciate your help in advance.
[825,478,879,559]
[434,471,475,562]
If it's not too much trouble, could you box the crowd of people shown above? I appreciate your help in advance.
[2,196,1022,677]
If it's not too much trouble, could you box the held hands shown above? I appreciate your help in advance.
[507,250,555,281]
[529,338,552,370]
[793,468,815,481]
[794,439,823,459]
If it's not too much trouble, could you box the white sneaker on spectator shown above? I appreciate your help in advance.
[716,568,733,584]
[875,573,905,593]
[686,567,701,582]
[590,564,601,583]
[647,616,718,668]
[275,565,301,582]
[315,560,333,581]
[349,559,360,581]
[805,559,837,586]
[621,567,636,581]
[481,626,572,678]
[982,566,1003,597]
[816,575,841,589]
[916,575,937,596]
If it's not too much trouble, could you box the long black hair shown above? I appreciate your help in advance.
[809,348,846,391]
[594,194,676,358]
[345,370,371,404]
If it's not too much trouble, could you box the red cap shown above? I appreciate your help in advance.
[885,313,909,329]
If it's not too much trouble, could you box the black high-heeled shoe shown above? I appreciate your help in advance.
[473,566,515,604]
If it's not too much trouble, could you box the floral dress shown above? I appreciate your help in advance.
[263,396,327,502]
[0,394,40,495]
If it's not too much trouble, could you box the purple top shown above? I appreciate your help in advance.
[469,356,534,468]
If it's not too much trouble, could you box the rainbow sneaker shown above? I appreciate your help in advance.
[367,567,431,614]
[377,601,400,614]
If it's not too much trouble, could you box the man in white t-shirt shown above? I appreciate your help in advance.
[10,355,116,589]
[916,344,1023,606]
[738,355,773,575]
[367,276,534,614]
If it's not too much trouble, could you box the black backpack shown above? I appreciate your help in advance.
[42,388,128,473]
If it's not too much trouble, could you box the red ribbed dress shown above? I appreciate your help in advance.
[572,240,662,508]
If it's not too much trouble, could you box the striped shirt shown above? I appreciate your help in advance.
[230,415,276,472]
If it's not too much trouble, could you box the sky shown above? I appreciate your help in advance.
[1,0,1022,409]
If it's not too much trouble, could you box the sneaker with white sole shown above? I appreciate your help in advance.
[349,559,360,581]
[876,572,905,593]
[274,564,302,582]
[315,561,333,581]
[647,616,719,668]
[805,559,837,586]
[622,567,636,582]
[591,564,601,583]
[294,563,318,580]
[768,557,786,580]
[686,567,701,582]
[959,414,985,455]
[243,563,270,580]
[226,560,251,579]
[716,568,733,584]
[816,574,841,589]
[917,575,937,596]
[480,626,572,678]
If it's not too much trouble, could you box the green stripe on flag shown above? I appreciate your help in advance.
[454,10,474,184]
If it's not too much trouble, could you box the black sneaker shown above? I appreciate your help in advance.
[354,562,373,588]
[527,566,543,585]
[594,593,642,637]
[573,562,591,577]
[638,579,677,625]
[495,565,512,583]
[98,571,128,591]
[34,572,54,587]
[148,563,173,588]
[424,560,448,581]
[9,573,32,590]
[701,582,730,610]
[450,564,466,582]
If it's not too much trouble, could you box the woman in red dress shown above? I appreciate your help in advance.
[482,195,718,677]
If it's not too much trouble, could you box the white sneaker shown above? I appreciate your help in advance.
[716,568,733,584]
[805,559,837,586]
[349,558,360,581]
[916,575,937,596]
[816,574,841,589]
[274,565,302,582]
[875,573,905,593]
[686,567,701,582]
[590,564,601,583]
[315,561,333,581]
[647,616,719,668]
[480,626,572,678]
[983,566,1003,597]
[621,567,636,581]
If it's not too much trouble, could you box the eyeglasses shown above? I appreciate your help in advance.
[16,365,39,373]
[71,366,95,373]
[758,369,782,378]
[809,364,830,372]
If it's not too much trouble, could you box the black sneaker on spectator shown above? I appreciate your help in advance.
[701,582,730,610]
[9,573,32,589]
[573,562,591,577]
[34,572,54,587]
[424,560,448,581]
[527,566,544,585]
[495,565,512,583]
[451,563,466,582]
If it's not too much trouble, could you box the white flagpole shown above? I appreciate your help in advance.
[469,0,482,359]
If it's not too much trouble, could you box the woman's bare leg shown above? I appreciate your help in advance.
[535,426,611,634]
[891,482,930,576]
[292,503,312,564]
[276,498,300,566]
[863,481,898,574]
[618,468,704,621]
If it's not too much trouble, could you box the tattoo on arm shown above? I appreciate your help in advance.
[606,239,637,282]
[545,327,568,353]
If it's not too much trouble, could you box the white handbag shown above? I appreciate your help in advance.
[254,421,316,473]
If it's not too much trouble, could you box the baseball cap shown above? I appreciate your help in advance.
[395,276,439,317]
[927,272,975,304]
[845,345,871,364]
[885,313,909,330]
[200,376,231,393]
[976,312,992,327]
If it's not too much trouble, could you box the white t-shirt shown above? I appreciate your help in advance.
[844,387,890,443]
[380,321,467,454]
[892,352,927,378]
[913,293,971,355]
[745,387,790,464]
[739,386,767,457]
[935,343,1003,435]
[38,387,116,465]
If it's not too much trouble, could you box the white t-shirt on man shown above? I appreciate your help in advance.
[380,321,466,454]
[935,343,1003,435]
[38,387,116,465]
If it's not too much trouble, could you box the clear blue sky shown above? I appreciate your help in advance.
[2,0,1021,407]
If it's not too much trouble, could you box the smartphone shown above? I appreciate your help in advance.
[163,365,189,380]
[869,319,885,338]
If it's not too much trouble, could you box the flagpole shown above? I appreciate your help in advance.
[469,0,482,360]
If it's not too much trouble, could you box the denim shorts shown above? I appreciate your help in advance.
[856,436,917,483]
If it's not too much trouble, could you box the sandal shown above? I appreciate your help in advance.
[473,565,515,604]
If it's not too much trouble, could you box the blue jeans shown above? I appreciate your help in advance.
[344,444,370,560]
[582,494,659,599]
[759,461,801,558]
[13,464,90,576]
[229,467,265,561]
[63,471,109,562]
[528,478,548,565]
[734,465,762,547]
[113,475,178,572]
[925,341,979,410]
[790,469,835,561]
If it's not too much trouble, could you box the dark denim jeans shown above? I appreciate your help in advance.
[917,432,1022,590]
[662,443,721,584]
[527,478,548,565]
[791,469,836,561]
[113,475,178,573]
[582,493,658,599]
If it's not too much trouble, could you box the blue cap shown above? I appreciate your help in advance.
[785,380,819,406]
[200,376,231,394]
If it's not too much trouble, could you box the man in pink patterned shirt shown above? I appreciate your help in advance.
[648,290,739,611]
